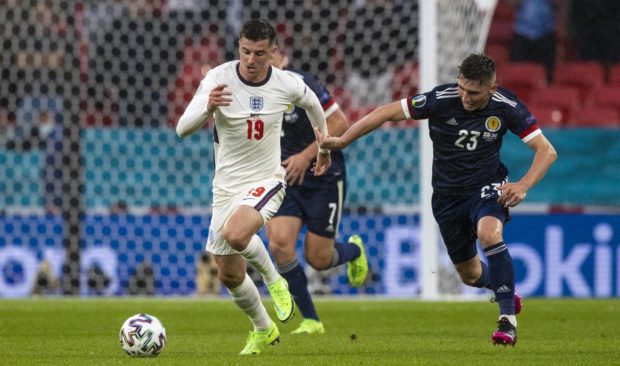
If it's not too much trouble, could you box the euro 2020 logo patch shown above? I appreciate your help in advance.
[485,116,501,132]
[250,96,264,112]
[411,94,426,108]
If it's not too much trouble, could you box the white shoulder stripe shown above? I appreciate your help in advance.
[436,87,458,96]
[492,92,517,107]
[436,93,459,100]
[401,98,411,119]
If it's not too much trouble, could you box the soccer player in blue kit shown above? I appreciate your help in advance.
[318,53,557,346]
[266,47,369,335]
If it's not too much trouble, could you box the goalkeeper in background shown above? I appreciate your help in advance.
[318,53,557,347]
[266,45,369,335]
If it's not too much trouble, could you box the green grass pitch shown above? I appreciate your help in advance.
[0,298,618,365]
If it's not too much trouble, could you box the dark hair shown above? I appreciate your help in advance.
[239,19,276,45]
[458,53,495,84]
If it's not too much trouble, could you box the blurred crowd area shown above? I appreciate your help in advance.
[1,0,617,135]
[1,0,619,136]
[0,0,418,133]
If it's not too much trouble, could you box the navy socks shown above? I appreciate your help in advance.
[484,242,515,315]
[278,259,319,321]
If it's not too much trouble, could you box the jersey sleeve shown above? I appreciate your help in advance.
[176,70,218,137]
[400,87,440,120]
[299,72,339,118]
[507,103,542,143]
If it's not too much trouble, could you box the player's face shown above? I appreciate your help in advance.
[457,76,497,111]
[238,37,275,82]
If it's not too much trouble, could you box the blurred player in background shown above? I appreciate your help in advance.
[318,53,557,346]
[176,19,332,355]
[266,46,368,335]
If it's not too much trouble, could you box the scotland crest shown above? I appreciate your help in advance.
[250,96,264,112]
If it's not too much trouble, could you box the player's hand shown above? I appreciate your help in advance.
[283,153,312,186]
[313,150,331,176]
[207,84,232,114]
[316,128,345,150]
[497,181,528,208]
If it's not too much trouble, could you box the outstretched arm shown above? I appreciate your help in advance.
[317,100,407,150]
[497,134,557,207]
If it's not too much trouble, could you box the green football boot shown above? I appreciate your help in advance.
[267,277,295,322]
[347,235,369,287]
[239,322,280,355]
[291,318,325,335]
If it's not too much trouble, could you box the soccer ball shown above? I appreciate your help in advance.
[119,313,167,357]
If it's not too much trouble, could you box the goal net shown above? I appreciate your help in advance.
[0,0,496,298]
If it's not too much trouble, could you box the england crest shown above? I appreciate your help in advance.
[250,96,264,112]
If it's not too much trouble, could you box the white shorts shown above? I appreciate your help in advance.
[206,177,286,255]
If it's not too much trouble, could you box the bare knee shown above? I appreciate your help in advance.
[478,230,502,247]
[477,217,503,247]
[222,227,249,252]
[218,270,245,289]
[455,257,483,286]
[458,271,481,286]
[306,252,332,271]
[268,234,296,265]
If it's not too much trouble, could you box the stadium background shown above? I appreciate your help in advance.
[0,0,619,299]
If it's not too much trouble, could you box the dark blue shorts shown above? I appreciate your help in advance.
[274,179,345,238]
[432,179,511,264]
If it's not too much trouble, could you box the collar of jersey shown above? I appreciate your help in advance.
[236,62,272,87]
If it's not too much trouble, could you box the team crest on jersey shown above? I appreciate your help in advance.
[250,96,264,112]
[485,116,502,132]
[411,95,426,108]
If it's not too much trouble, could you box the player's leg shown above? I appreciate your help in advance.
[213,253,279,355]
[477,216,517,346]
[223,180,294,323]
[472,182,518,345]
[223,205,280,283]
[304,180,368,287]
[266,215,324,334]
[304,231,367,287]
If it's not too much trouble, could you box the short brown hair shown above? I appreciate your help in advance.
[458,53,496,84]
[239,19,276,46]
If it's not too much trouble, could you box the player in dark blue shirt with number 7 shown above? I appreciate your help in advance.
[318,53,557,346]
[266,47,369,335]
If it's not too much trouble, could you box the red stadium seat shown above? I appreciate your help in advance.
[530,86,581,116]
[487,19,513,44]
[527,105,565,128]
[492,1,516,22]
[567,107,620,128]
[553,62,605,95]
[609,64,620,86]
[498,62,547,103]
[585,86,620,114]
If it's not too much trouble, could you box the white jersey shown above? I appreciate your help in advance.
[178,61,326,203]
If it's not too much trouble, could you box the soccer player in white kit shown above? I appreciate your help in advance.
[176,19,331,355]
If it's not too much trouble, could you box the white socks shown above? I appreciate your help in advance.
[238,235,280,284]
[227,273,271,330]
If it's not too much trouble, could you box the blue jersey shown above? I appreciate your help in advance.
[403,83,541,195]
[281,68,346,187]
